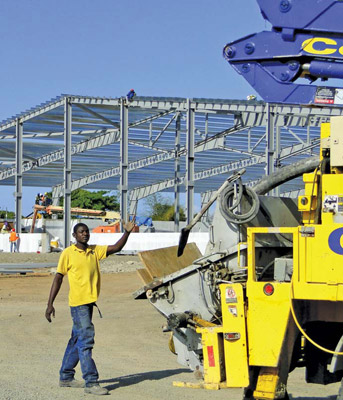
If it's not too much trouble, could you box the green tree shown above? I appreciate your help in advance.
[59,189,119,211]
[0,210,15,219]
[145,193,186,221]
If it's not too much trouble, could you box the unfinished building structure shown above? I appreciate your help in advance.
[1,95,342,246]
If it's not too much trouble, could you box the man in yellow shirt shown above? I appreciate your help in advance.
[45,219,135,396]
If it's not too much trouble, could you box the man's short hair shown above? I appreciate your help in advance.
[73,223,89,234]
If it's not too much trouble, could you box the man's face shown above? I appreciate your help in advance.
[73,225,90,245]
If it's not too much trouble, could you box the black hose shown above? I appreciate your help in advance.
[220,185,260,224]
[219,156,320,225]
[253,156,320,195]
[228,178,244,211]
[314,156,329,224]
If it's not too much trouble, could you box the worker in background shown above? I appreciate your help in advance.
[35,193,41,205]
[1,221,10,234]
[45,192,52,206]
[45,218,136,396]
[126,89,136,102]
[9,228,19,252]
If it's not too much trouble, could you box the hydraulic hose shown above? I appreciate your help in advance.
[219,156,319,225]
[290,281,343,356]
[253,155,320,195]
[228,178,243,211]
[220,184,260,224]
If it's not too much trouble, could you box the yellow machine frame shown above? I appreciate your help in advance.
[180,117,343,399]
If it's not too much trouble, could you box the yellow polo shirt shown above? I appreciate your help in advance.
[57,244,108,307]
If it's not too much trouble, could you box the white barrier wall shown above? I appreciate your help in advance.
[89,232,209,254]
[0,233,50,253]
[0,232,209,255]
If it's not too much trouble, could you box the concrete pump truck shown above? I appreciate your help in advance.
[135,1,343,398]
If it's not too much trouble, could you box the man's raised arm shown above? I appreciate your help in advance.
[106,218,136,256]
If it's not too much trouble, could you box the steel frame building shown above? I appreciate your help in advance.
[1,94,343,246]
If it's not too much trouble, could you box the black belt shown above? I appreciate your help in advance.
[93,303,103,318]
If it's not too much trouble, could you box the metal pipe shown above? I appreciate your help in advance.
[120,99,129,227]
[174,114,181,232]
[15,119,23,234]
[63,98,72,248]
[186,99,195,224]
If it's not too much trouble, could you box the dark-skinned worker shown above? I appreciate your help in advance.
[45,218,136,396]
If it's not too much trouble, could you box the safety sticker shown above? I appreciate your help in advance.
[228,305,238,317]
[225,287,237,304]
[315,87,335,104]
[323,195,343,213]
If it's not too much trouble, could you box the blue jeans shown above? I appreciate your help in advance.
[60,303,99,386]
[10,242,17,252]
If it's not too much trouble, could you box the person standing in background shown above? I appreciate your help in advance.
[9,228,19,252]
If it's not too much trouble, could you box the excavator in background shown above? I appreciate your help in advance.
[30,204,120,233]
[135,1,343,399]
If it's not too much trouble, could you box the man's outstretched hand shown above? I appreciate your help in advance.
[45,305,55,323]
[123,216,136,233]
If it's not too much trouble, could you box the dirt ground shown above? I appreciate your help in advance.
[0,253,341,400]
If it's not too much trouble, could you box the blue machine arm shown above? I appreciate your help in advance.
[223,0,343,105]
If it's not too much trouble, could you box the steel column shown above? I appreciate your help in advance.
[174,114,181,232]
[63,99,72,247]
[274,126,281,196]
[186,99,195,224]
[266,104,275,177]
[120,99,129,226]
[15,119,23,233]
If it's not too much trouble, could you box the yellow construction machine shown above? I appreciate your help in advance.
[134,1,343,397]
[135,118,343,399]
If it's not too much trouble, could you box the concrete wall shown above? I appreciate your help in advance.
[0,231,209,255]
[89,232,208,254]
[0,218,209,254]
[0,233,50,253]
[23,218,209,237]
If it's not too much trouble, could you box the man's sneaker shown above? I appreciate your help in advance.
[59,379,84,388]
[84,384,109,395]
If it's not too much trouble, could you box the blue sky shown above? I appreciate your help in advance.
[0,0,267,215]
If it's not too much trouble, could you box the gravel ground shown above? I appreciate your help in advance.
[0,253,341,400]
[0,251,143,274]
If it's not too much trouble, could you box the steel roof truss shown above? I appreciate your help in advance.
[250,132,267,152]
[51,135,228,198]
[151,112,179,146]
[0,110,176,181]
[0,98,65,132]
[284,126,306,145]
[180,113,206,140]
[73,103,120,128]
